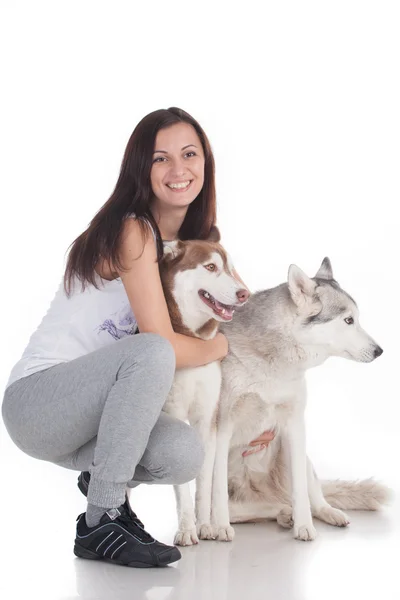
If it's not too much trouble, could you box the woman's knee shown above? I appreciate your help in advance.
[120,333,176,384]
[143,332,176,371]
[148,419,205,485]
[1,386,26,452]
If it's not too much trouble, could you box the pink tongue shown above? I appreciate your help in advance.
[214,299,234,318]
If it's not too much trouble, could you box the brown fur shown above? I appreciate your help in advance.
[196,319,218,338]
[159,234,232,339]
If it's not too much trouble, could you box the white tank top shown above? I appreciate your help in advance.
[5,216,156,390]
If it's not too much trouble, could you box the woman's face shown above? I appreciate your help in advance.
[150,122,205,212]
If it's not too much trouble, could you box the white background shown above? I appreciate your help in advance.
[1,2,399,599]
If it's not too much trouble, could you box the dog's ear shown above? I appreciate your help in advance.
[206,226,221,243]
[288,264,320,314]
[162,240,185,261]
[315,257,333,280]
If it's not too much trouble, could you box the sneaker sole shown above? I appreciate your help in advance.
[73,542,179,568]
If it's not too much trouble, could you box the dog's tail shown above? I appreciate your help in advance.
[321,478,393,510]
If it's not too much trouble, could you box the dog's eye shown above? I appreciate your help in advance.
[344,317,354,325]
[204,263,216,272]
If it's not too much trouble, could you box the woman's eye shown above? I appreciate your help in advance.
[344,317,354,325]
[204,263,216,272]
[153,152,196,163]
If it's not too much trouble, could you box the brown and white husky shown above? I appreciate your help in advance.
[157,227,249,546]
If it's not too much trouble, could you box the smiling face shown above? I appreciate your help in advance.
[150,122,205,213]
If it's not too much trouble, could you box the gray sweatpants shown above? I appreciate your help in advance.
[2,333,204,508]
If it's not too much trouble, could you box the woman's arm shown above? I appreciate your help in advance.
[116,218,228,369]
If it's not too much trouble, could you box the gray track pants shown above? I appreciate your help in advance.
[2,333,204,508]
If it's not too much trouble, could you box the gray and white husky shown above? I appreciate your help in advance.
[211,258,390,542]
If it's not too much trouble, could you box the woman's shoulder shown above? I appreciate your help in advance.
[95,214,157,281]
[124,213,157,238]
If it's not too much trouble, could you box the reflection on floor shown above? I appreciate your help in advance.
[1,360,399,600]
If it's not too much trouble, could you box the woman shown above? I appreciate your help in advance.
[2,107,274,568]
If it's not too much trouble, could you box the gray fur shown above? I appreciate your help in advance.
[211,259,386,542]
[222,276,358,340]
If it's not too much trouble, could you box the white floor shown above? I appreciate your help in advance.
[1,358,399,600]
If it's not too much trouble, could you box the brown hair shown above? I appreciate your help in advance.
[63,107,217,296]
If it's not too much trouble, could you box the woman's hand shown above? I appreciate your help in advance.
[242,430,276,457]
[214,332,229,360]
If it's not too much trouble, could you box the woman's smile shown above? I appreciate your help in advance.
[166,179,193,192]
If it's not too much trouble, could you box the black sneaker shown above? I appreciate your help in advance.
[77,471,144,528]
[74,504,181,568]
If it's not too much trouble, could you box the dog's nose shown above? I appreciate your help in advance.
[236,289,250,303]
[373,346,383,358]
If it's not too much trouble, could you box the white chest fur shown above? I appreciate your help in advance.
[223,365,307,449]
[163,361,222,425]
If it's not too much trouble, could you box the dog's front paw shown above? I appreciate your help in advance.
[294,522,317,541]
[215,525,235,542]
[314,505,350,527]
[277,506,294,529]
[174,527,199,546]
[197,523,215,540]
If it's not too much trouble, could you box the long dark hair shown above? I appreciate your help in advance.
[63,107,217,296]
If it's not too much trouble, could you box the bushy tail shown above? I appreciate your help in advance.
[322,478,393,510]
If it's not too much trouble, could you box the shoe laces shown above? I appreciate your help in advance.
[118,506,154,542]
[124,502,145,529]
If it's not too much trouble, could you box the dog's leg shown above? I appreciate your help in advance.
[276,459,351,529]
[211,422,235,542]
[307,459,350,527]
[195,427,217,540]
[173,483,199,546]
[285,404,316,541]
[164,402,199,547]
[189,365,221,540]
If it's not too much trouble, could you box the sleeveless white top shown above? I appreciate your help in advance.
[5,216,156,390]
